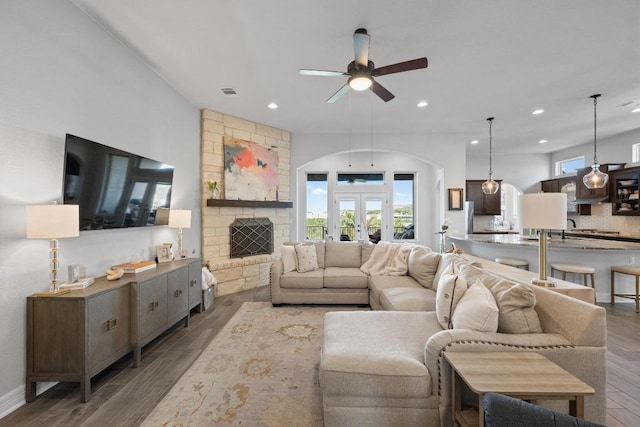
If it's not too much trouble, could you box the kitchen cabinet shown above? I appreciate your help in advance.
[466,180,502,215]
[575,163,625,201]
[540,176,591,215]
[26,258,202,402]
[611,166,640,216]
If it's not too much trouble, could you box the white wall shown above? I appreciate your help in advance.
[291,132,467,247]
[0,0,200,415]
[551,128,640,174]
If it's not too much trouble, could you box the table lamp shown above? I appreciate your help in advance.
[169,209,191,258]
[520,193,567,287]
[26,204,80,295]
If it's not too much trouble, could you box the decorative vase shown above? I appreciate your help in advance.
[209,188,219,199]
[439,233,446,253]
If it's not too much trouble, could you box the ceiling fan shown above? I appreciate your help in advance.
[299,28,428,103]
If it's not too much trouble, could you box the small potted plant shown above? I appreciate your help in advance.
[206,179,219,199]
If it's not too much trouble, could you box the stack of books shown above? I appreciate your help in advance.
[111,260,157,274]
[59,277,95,290]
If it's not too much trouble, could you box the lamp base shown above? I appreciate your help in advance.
[531,278,556,288]
[33,288,71,297]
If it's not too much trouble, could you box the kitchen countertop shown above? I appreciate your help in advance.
[451,234,640,250]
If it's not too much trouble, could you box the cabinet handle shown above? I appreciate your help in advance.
[190,279,196,286]
[105,317,118,330]
[154,301,159,309]
[174,289,183,297]
[150,301,160,311]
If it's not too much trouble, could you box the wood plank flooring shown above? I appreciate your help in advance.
[1,287,639,426]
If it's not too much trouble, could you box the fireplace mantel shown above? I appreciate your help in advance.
[206,199,293,208]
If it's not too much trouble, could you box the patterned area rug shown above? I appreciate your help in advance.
[142,302,358,426]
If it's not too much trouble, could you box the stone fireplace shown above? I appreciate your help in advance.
[201,109,291,296]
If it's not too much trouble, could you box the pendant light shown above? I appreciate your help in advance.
[583,94,608,189]
[482,117,499,194]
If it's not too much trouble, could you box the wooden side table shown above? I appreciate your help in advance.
[444,352,595,427]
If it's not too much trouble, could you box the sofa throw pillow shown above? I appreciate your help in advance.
[408,246,441,288]
[295,243,319,273]
[488,280,543,334]
[281,245,298,273]
[325,241,362,268]
[451,279,499,332]
[435,268,468,329]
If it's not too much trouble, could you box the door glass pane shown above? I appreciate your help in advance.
[339,199,356,241]
[306,173,328,239]
[365,199,382,243]
[393,174,415,239]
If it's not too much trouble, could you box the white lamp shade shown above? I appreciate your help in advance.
[26,204,79,239]
[169,209,191,229]
[520,193,567,230]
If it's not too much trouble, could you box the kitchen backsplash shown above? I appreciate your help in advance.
[569,203,640,236]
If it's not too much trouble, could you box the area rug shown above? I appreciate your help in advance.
[142,302,358,426]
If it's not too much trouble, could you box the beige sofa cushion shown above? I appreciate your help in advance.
[380,287,437,311]
[407,246,441,288]
[295,243,319,272]
[321,311,439,400]
[488,279,543,334]
[451,279,499,332]
[325,241,362,268]
[433,253,477,291]
[435,271,468,329]
[368,275,423,306]
[281,245,297,273]
[324,267,368,289]
[455,262,542,334]
[280,269,324,289]
[361,243,375,265]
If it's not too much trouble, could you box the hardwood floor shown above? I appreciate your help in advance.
[1,288,638,426]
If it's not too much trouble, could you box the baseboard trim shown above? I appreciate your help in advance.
[0,382,56,420]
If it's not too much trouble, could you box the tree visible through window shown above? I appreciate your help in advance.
[393,174,415,239]
[306,173,328,239]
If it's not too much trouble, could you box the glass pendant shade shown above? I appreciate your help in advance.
[583,164,609,189]
[584,94,608,189]
[482,177,500,194]
[482,117,499,194]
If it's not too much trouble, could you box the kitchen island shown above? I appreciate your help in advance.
[449,234,640,303]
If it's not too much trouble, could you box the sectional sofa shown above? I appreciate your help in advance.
[269,241,607,426]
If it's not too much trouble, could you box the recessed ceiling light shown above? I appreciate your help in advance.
[539,139,548,144]
[417,101,428,108]
[470,140,479,145]
[632,107,640,113]
[532,109,545,115]
[267,103,278,110]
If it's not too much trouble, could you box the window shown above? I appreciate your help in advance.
[633,143,640,163]
[305,173,328,239]
[393,174,415,239]
[337,173,384,185]
[555,156,585,176]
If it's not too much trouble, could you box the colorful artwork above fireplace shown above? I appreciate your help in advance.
[224,137,279,201]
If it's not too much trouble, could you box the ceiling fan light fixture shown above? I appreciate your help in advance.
[583,94,608,190]
[482,117,500,195]
[348,73,372,91]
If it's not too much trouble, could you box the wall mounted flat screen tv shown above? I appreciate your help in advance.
[63,134,174,231]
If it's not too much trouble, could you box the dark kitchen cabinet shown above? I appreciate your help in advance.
[466,180,502,215]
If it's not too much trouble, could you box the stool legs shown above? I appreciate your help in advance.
[611,270,615,305]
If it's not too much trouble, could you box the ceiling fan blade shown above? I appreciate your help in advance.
[370,80,395,102]
[353,28,370,67]
[327,84,350,103]
[299,69,348,77]
[372,57,428,77]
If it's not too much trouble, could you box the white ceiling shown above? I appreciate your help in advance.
[71,0,640,154]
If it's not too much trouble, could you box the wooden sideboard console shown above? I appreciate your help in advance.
[25,258,202,403]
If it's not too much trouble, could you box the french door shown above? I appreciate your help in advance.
[333,192,387,242]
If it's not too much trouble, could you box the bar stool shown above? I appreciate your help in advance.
[610,265,640,313]
[550,263,596,291]
[495,257,529,270]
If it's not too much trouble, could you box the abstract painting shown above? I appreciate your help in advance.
[224,137,279,201]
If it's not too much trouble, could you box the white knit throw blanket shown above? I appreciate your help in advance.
[360,241,413,276]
